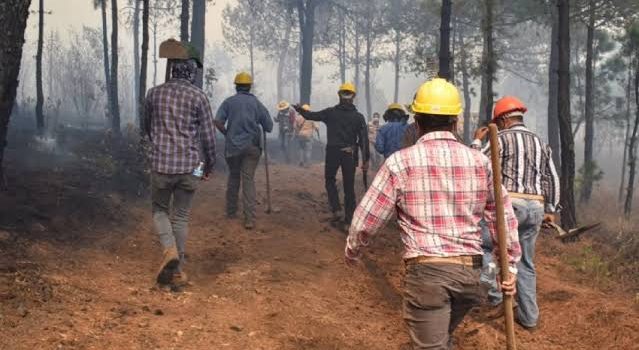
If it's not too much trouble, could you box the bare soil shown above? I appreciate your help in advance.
[1,154,638,349]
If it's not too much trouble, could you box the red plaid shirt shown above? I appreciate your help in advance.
[346,131,521,266]
[146,79,216,174]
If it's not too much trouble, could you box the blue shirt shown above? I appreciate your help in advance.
[216,91,273,158]
[375,121,408,158]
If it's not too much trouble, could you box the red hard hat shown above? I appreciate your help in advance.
[493,96,527,120]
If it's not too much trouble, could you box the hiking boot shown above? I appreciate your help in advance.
[156,246,179,285]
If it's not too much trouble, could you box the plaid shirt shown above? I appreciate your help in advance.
[145,79,216,174]
[346,131,521,267]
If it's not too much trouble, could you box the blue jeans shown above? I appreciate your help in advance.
[481,198,544,328]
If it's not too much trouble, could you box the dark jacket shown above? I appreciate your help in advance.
[300,103,370,162]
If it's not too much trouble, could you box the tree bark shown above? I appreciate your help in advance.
[110,0,121,134]
[297,0,316,104]
[619,65,632,203]
[364,18,372,119]
[180,0,190,42]
[438,0,452,80]
[624,56,639,217]
[479,0,495,122]
[133,0,141,125]
[191,0,205,88]
[139,0,149,132]
[557,0,577,228]
[338,11,346,84]
[35,0,45,134]
[153,19,158,86]
[276,22,292,102]
[458,26,472,143]
[354,26,361,97]
[547,1,561,168]
[580,0,596,203]
[0,0,32,188]
[393,29,401,103]
[100,0,112,120]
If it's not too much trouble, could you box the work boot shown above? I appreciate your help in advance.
[172,271,189,288]
[156,246,179,285]
[244,220,255,230]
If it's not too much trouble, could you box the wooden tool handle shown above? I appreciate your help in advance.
[488,124,517,350]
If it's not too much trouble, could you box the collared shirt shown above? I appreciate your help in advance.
[375,121,409,158]
[216,91,274,158]
[346,131,521,266]
[471,125,560,212]
[145,78,216,174]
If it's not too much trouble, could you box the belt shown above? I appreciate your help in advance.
[509,192,544,203]
[404,255,483,268]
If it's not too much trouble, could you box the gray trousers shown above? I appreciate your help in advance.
[225,146,261,222]
[151,172,199,259]
[403,261,483,350]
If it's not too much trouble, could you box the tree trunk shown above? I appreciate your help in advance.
[100,0,112,119]
[624,56,639,217]
[180,0,190,42]
[354,26,361,97]
[139,0,149,132]
[111,0,121,134]
[458,26,472,143]
[276,22,292,102]
[338,11,346,84]
[0,0,32,188]
[35,0,45,134]
[133,0,141,125]
[364,19,372,119]
[557,0,577,228]
[393,29,401,103]
[619,65,632,203]
[297,0,316,104]
[547,1,561,167]
[153,19,158,86]
[191,0,205,88]
[438,0,452,80]
[479,0,495,122]
[580,0,596,203]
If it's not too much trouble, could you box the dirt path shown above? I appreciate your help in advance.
[1,163,638,349]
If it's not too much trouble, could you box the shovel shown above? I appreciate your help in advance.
[545,222,601,242]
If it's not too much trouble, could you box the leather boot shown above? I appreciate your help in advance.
[156,245,179,285]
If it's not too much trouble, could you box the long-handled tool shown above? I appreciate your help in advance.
[545,221,601,242]
[263,129,273,214]
[488,124,517,350]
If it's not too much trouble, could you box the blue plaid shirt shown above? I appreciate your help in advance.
[145,79,217,174]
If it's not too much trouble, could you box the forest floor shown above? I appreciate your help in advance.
[1,139,639,350]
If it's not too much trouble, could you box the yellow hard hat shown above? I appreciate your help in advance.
[387,103,404,111]
[277,100,290,111]
[411,78,462,116]
[302,104,311,111]
[234,72,253,85]
[338,82,356,94]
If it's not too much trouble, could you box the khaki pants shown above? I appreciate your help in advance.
[151,172,199,260]
[225,146,261,223]
[403,261,483,350]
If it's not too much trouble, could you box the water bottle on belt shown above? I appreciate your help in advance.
[192,162,204,178]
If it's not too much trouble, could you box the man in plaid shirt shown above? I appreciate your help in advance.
[145,55,216,287]
[345,78,521,349]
